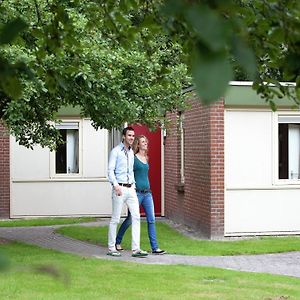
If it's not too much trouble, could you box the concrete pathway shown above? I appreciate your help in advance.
[0,222,300,279]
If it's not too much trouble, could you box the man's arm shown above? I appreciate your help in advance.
[108,148,122,196]
[108,148,118,187]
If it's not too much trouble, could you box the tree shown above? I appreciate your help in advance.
[0,0,299,148]
[0,0,189,148]
[100,0,299,104]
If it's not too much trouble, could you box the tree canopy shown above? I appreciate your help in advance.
[0,0,189,148]
[0,0,299,148]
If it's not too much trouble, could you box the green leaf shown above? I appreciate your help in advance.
[192,53,232,104]
[1,76,22,99]
[184,5,230,52]
[0,18,27,45]
[45,74,57,94]
[232,37,257,79]
[162,0,185,15]
[269,100,277,112]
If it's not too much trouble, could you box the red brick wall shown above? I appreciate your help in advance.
[0,121,10,217]
[209,101,224,238]
[164,113,185,223]
[164,96,224,238]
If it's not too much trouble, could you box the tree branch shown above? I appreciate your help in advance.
[34,0,41,24]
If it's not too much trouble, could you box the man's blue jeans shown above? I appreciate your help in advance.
[116,191,159,251]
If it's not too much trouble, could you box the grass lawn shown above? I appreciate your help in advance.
[0,217,97,227]
[56,222,300,256]
[0,242,300,300]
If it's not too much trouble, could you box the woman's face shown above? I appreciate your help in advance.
[138,137,148,151]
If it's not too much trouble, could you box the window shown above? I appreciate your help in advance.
[55,122,79,174]
[108,128,122,153]
[278,115,300,180]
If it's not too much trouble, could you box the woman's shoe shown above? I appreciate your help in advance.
[115,244,124,251]
[152,248,166,255]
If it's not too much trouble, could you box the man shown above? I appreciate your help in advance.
[107,126,148,257]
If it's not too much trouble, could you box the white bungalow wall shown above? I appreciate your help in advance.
[10,119,113,217]
[224,109,300,235]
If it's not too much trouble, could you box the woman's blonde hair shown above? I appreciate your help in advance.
[132,135,149,158]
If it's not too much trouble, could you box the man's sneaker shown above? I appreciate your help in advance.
[152,248,166,255]
[107,250,121,257]
[132,249,148,257]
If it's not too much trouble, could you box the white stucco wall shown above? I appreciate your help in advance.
[224,109,300,235]
[10,119,113,217]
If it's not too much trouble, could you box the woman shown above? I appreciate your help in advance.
[115,135,166,255]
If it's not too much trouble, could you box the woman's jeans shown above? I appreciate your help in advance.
[116,191,158,251]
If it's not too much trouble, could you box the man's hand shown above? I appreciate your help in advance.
[114,185,122,196]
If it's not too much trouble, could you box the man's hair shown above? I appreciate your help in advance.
[122,126,134,136]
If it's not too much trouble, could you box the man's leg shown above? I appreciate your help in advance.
[108,189,124,251]
[126,187,141,251]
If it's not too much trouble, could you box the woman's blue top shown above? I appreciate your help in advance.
[134,155,150,190]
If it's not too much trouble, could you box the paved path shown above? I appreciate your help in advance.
[1,223,300,279]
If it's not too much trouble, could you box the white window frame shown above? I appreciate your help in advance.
[273,111,300,185]
[50,119,83,178]
[108,128,122,154]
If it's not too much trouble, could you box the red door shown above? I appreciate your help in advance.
[132,125,162,216]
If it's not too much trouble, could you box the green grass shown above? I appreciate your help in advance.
[56,222,300,256]
[0,217,97,227]
[0,242,300,300]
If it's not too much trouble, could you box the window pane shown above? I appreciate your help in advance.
[56,130,67,173]
[278,123,300,180]
[55,127,79,174]
[66,129,79,173]
[108,128,122,153]
[288,125,300,179]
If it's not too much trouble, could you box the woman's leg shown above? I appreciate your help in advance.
[140,192,159,251]
[116,210,132,245]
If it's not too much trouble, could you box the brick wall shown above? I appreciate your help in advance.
[164,96,224,239]
[164,113,185,224]
[0,121,10,217]
[209,101,224,238]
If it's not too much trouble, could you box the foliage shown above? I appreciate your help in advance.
[98,0,299,103]
[0,0,189,149]
[0,0,299,148]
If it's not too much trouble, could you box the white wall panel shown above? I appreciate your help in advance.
[225,110,273,188]
[11,119,112,217]
[82,120,108,178]
[225,189,300,234]
[11,181,113,217]
[11,137,50,179]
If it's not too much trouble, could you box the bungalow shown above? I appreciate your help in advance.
[164,81,300,239]
[0,107,163,219]
[1,82,299,240]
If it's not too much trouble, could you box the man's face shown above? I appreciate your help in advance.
[124,130,135,147]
